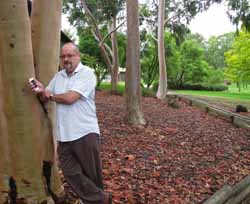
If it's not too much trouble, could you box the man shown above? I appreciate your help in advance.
[29,42,112,204]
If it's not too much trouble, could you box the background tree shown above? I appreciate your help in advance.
[204,33,235,69]
[226,0,250,32]
[156,0,167,99]
[63,0,125,93]
[179,39,211,86]
[225,29,250,91]
[126,0,145,126]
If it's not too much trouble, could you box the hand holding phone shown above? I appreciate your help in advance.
[28,77,40,92]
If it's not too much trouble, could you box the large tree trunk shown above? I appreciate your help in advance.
[0,33,8,204]
[125,0,146,126]
[156,0,167,99]
[31,0,63,194]
[110,16,119,94]
[0,1,51,202]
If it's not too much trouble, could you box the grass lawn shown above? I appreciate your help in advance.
[99,82,125,93]
[174,90,250,101]
[173,84,250,101]
[99,82,250,101]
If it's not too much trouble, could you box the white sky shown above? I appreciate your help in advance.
[188,2,235,39]
[61,1,236,40]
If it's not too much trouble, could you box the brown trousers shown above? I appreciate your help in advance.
[58,133,104,204]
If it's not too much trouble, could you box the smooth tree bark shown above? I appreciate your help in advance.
[0,1,48,202]
[0,30,7,204]
[31,0,63,195]
[156,0,167,99]
[0,0,62,202]
[109,16,119,93]
[125,0,146,126]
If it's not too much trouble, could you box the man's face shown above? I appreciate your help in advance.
[60,44,80,75]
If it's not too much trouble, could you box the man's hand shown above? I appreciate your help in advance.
[28,78,52,102]
[28,78,45,94]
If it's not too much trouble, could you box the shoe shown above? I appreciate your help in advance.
[104,192,112,204]
[79,200,85,204]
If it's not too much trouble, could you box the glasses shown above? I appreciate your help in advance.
[60,54,76,59]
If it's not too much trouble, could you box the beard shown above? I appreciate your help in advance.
[64,63,73,70]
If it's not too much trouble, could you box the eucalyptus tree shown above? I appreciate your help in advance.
[0,0,62,203]
[226,0,250,32]
[126,0,146,126]
[142,0,249,98]
[63,0,125,93]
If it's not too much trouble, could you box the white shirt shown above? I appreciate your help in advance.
[46,63,100,142]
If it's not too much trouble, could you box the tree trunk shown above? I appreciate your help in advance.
[31,0,63,194]
[110,16,119,94]
[156,0,167,99]
[0,1,50,202]
[0,32,8,203]
[125,0,146,126]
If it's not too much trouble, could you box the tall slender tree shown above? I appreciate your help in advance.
[126,0,146,126]
[156,0,167,99]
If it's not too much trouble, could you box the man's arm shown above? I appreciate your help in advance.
[28,78,81,105]
[49,91,81,104]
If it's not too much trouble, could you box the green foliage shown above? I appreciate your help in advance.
[63,0,125,27]
[226,0,250,32]
[204,33,235,69]
[81,53,108,87]
[117,33,127,68]
[178,39,210,85]
[141,35,159,89]
[78,29,104,64]
[205,68,225,85]
[224,29,250,88]
[180,83,228,91]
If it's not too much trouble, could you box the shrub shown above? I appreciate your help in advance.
[180,83,228,91]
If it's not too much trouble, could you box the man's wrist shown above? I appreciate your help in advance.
[49,93,54,101]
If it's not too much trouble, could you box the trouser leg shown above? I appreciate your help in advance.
[57,135,104,204]
[72,133,104,190]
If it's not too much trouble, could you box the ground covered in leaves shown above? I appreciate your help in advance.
[94,90,250,204]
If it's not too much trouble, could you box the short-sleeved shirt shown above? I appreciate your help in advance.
[46,62,100,142]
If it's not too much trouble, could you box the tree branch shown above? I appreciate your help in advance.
[100,20,126,47]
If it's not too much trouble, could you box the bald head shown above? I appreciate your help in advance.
[62,42,80,54]
[61,43,81,75]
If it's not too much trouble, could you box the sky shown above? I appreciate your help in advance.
[188,2,235,39]
[62,1,236,40]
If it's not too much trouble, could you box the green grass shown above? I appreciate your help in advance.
[174,90,250,101]
[98,82,125,93]
[99,82,250,101]
[99,82,155,96]
[227,84,250,94]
